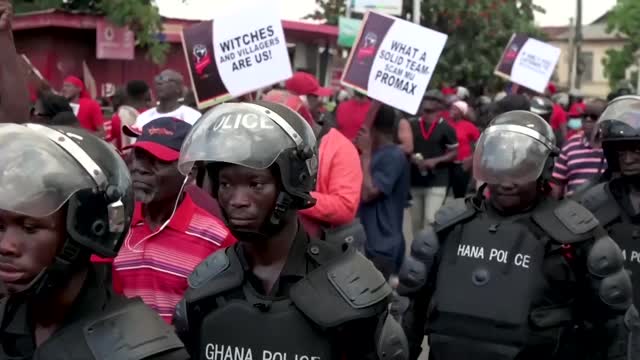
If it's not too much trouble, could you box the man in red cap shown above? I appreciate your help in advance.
[285,71,333,123]
[336,90,372,142]
[61,75,105,137]
[113,117,236,323]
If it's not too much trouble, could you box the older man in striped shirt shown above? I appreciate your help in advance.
[113,117,235,323]
[551,103,606,198]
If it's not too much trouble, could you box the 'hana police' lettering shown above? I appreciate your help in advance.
[457,245,531,269]
[205,344,320,360]
[206,344,253,360]
[213,113,275,132]
[622,249,640,264]
[262,350,321,360]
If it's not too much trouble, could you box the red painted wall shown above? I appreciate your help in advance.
[14,28,191,98]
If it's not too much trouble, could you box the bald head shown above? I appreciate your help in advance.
[155,69,184,102]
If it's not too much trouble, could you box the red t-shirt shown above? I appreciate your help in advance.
[105,113,122,147]
[75,98,105,133]
[336,99,372,142]
[569,102,586,115]
[550,104,567,131]
[452,119,480,161]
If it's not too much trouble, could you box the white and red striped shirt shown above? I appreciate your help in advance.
[113,193,235,323]
[552,134,606,196]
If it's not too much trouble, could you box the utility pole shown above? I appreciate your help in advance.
[345,0,352,18]
[413,0,420,24]
[567,18,575,90]
[636,52,640,95]
[573,0,583,90]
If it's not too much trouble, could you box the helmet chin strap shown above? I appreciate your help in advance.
[226,192,294,243]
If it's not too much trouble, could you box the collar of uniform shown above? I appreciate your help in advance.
[2,264,108,336]
[133,192,198,232]
[236,223,310,278]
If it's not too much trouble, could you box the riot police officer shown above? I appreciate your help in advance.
[174,101,407,360]
[577,95,640,355]
[0,123,188,359]
[396,110,632,360]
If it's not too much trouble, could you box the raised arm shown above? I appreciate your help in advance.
[0,0,30,124]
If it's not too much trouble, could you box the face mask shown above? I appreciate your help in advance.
[568,118,583,130]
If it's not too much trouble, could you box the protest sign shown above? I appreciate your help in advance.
[495,34,561,94]
[341,11,447,115]
[181,1,292,109]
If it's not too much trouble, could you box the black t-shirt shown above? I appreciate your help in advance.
[0,265,188,360]
[410,117,459,187]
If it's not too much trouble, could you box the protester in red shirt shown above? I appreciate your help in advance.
[105,80,150,150]
[263,89,363,238]
[336,92,372,142]
[450,100,480,198]
[61,76,105,138]
[113,117,235,323]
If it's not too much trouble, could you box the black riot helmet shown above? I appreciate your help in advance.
[529,96,554,122]
[179,101,318,225]
[597,95,640,172]
[474,110,559,186]
[0,123,133,295]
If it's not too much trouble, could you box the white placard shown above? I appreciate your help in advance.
[511,38,561,94]
[342,12,448,115]
[213,1,292,97]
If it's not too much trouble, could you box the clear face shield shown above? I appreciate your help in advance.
[178,102,316,175]
[0,124,96,218]
[473,124,555,185]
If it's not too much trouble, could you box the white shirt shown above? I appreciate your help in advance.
[134,105,201,128]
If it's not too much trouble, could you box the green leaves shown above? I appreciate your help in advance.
[424,0,544,91]
[308,0,542,91]
[14,0,168,64]
[603,0,640,89]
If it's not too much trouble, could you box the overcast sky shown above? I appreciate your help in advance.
[156,0,616,27]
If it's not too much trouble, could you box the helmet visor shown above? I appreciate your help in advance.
[0,124,95,217]
[473,126,551,185]
[179,103,313,175]
[598,97,640,140]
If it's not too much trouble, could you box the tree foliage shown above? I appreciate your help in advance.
[13,0,168,64]
[306,0,348,26]
[602,0,640,89]
[415,0,544,92]
[309,0,543,93]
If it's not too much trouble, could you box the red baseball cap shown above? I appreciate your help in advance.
[123,117,191,162]
[262,89,315,125]
[285,72,333,97]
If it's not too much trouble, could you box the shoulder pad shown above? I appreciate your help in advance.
[291,247,391,329]
[185,247,243,303]
[433,198,476,233]
[532,199,599,244]
[327,249,391,309]
[84,299,185,360]
[576,183,621,226]
[188,248,230,289]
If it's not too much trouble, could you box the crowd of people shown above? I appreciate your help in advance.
[1,0,640,359]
